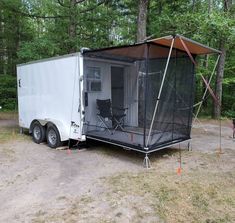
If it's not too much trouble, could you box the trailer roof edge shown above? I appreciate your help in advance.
[17,52,81,67]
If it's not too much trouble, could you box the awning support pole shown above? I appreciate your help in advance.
[193,54,220,123]
[200,74,221,106]
[146,37,175,147]
[193,113,208,132]
[179,37,197,65]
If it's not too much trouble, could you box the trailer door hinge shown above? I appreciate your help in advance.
[18,79,21,88]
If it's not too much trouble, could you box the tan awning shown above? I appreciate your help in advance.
[83,34,221,60]
[147,34,221,55]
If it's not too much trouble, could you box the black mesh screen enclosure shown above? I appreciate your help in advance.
[82,40,195,153]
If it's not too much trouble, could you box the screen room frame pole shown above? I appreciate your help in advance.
[146,37,175,148]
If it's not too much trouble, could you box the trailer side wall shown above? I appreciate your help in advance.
[17,54,83,141]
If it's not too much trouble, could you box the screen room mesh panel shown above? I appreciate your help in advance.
[145,45,195,149]
[83,42,195,152]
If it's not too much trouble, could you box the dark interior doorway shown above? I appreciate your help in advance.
[111,66,124,109]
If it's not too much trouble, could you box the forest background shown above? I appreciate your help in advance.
[0,0,234,118]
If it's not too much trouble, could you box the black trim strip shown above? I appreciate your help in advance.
[86,134,190,153]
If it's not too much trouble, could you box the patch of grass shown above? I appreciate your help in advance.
[26,131,235,223]
[0,127,29,143]
[0,111,26,143]
[0,127,17,141]
[104,165,235,223]
[32,195,96,223]
[0,111,18,120]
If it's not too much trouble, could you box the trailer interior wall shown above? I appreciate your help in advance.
[83,58,138,128]
[17,54,84,141]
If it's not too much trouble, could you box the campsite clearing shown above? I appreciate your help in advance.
[0,113,234,223]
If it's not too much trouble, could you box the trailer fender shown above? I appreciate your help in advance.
[46,119,69,141]
[30,119,69,141]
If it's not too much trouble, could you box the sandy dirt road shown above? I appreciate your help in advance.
[0,116,234,223]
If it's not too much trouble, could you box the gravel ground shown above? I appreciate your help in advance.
[0,116,234,223]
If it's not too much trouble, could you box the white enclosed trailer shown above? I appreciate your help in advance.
[17,53,85,147]
[17,35,220,154]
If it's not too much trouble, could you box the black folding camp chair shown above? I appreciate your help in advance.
[96,99,127,134]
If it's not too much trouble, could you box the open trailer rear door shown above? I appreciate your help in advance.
[69,54,86,141]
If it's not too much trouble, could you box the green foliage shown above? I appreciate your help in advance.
[18,38,59,61]
[0,75,17,111]
[148,0,235,117]
[0,0,235,116]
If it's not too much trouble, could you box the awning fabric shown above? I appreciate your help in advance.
[149,34,221,55]
[83,34,221,60]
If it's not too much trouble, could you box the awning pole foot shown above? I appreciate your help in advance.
[143,154,151,169]
[187,141,192,151]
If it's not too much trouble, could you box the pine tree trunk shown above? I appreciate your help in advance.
[213,41,225,118]
[202,0,212,110]
[68,0,77,53]
[208,0,212,13]
[137,0,149,42]
[0,9,4,75]
[213,0,231,118]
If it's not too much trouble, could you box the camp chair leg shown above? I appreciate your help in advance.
[97,116,112,134]
[112,117,125,134]
[143,154,151,169]
[112,118,130,139]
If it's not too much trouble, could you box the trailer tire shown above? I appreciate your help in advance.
[46,124,61,148]
[32,121,46,144]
